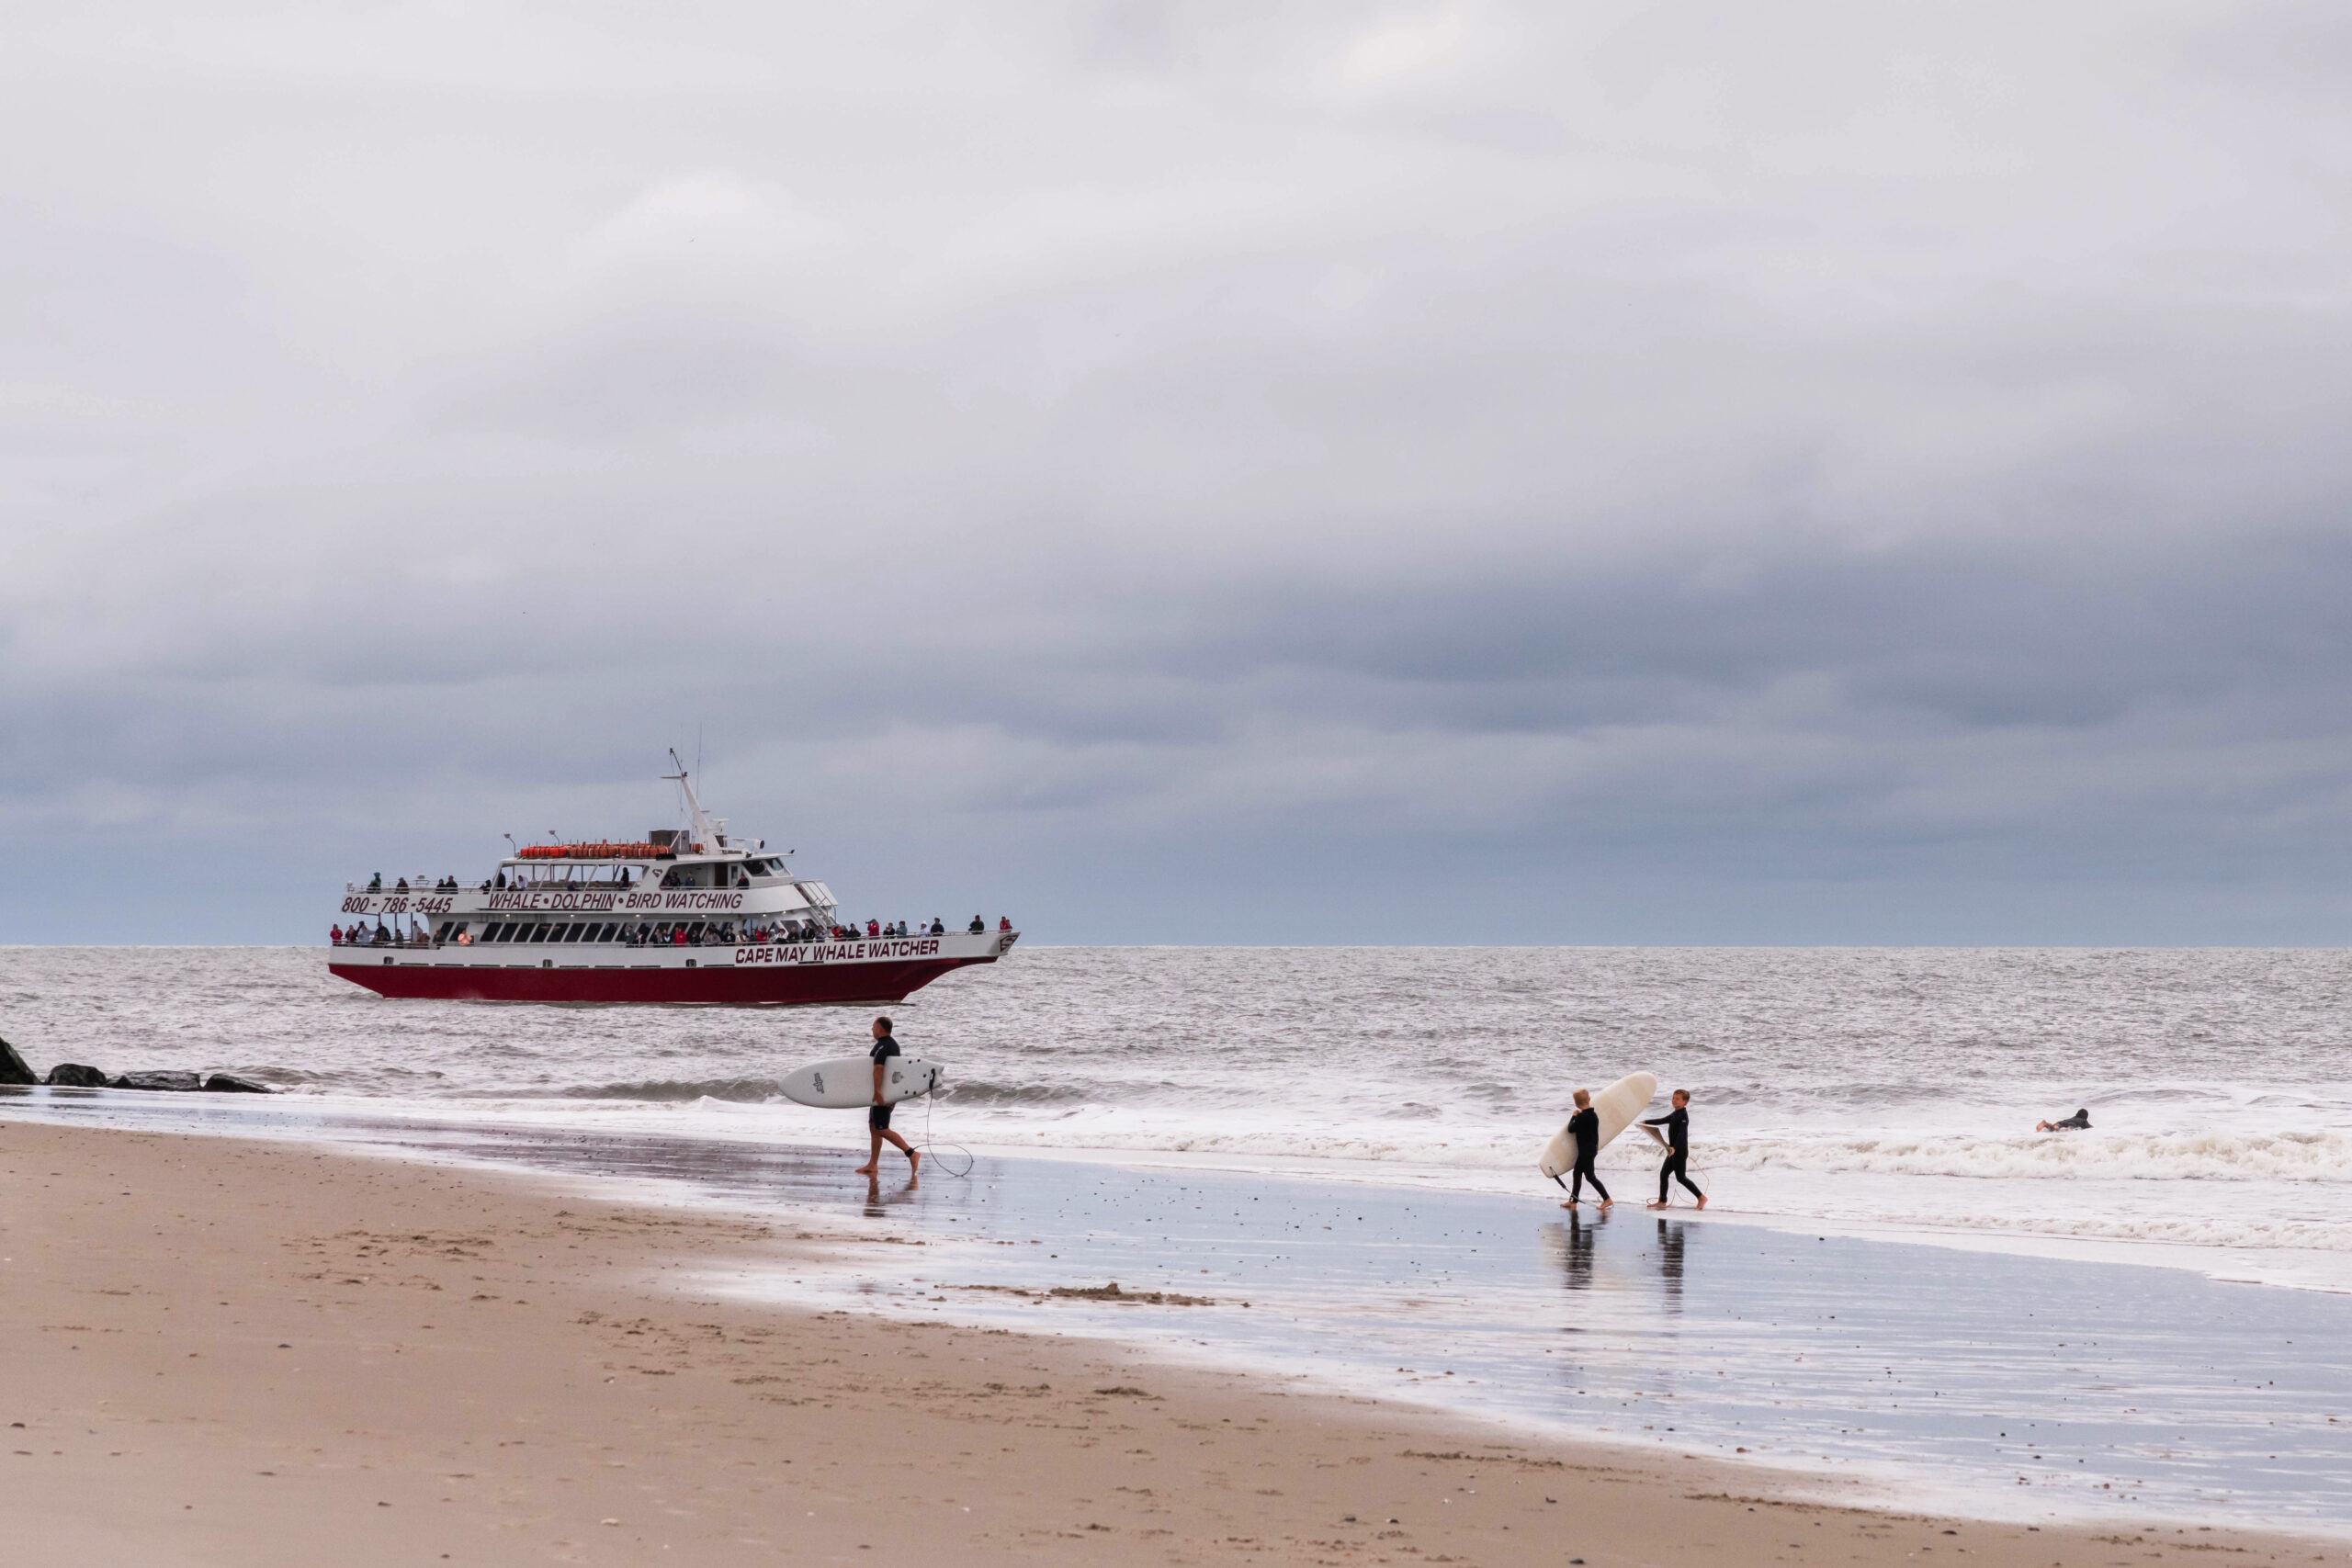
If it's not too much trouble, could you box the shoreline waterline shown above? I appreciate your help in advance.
[9,1088,2349,1535]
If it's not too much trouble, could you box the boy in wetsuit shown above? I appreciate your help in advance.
[852,1015,921,1180]
[1644,1089,1706,1210]
[1559,1089,1611,1210]
[2036,1108,2091,1132]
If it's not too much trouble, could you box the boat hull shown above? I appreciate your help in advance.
[328,932,1013,1006]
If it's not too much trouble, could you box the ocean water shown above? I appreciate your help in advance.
[9,1092,2349,1530]
[4,945,2350,1288]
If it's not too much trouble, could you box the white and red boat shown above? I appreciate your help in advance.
[327,759,1016,1005]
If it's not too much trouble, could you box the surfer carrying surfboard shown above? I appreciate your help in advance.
[1643,1090,1706,1210]
[1559,1090,1612,1210]
[853,1016,922,1180]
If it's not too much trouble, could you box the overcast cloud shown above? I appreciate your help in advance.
[5,1,2351,943]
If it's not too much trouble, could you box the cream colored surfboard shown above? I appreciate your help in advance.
[779,1055,944,1109]
[1538,1071,1657,1181]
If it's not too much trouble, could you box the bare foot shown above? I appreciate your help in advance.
[1646,1200,1668,1210]
[1599,1199,1612,1211]
[852,1164,876,1176]
[1697,1194,1709,1210]
[908,1148,922,1175]
[1559,1199,1577,1209]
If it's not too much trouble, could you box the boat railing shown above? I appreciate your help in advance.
[344,882,641,895]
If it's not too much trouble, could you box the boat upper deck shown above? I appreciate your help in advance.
[339,851,835,920]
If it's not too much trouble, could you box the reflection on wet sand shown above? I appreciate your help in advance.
[9,1089,2352,1531]
[1541,1213,1688,1315]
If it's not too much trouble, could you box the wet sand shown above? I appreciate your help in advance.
[0,1120,2332,1566]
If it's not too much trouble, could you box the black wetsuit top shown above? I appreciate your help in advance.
[1643,1106,1690,1154]
[2048,1110,2089,1130]
[1567,1107,1600,1161]
[866,1034,901,1129]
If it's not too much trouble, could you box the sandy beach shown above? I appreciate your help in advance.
[0,1119,2330,1567]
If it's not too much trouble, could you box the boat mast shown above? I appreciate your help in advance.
[663,749,724,853]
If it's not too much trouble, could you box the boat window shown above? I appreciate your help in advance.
[596,922,617,942]
[526,924,549,943]
[570,923,591,942]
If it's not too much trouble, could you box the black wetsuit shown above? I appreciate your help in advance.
[1566,1107,1609,1202]
[1644,1106,1704,1202]
[2046,1110,2090,1130]
[868,1034,899,1130]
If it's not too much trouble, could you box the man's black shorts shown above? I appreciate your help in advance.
[868,1101,894,1132]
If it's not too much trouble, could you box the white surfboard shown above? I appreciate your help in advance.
[779,1055,944,1110]
[1538,1071,1657,1181]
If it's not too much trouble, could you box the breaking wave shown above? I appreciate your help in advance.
[550,1077,786,1103]
[1706,1129,2352,1183]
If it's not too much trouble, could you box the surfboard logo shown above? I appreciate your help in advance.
[811,1071,825,1095]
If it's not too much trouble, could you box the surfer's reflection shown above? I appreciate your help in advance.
[862,1173,922,1218]
[1656,1218,1685,1314]
[1540,1212,1601,1292]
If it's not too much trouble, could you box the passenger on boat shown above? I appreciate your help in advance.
[929,918,944,935]
[1000,916,1012,931]
[493,872,507,889]
[330,924,343,945]
[968,915,985,933]
[672,926,686,945]
[368,873,383,891]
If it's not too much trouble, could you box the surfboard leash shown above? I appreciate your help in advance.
[910,1087,975,1179]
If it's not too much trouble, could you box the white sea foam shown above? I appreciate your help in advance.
[1714,1128,2352,1182]
[5,943,2350,1284]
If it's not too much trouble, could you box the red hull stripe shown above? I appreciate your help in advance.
[327,956,994,1005]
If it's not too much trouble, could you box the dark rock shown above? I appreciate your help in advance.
[45,1063,111,1089]
[0,1035,35,1086]
[114,1070,204,1092]
[202,1074,272,1094]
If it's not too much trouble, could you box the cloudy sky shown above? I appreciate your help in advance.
[5,1,2350,944]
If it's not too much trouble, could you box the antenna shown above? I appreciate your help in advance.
[662,747,720,853]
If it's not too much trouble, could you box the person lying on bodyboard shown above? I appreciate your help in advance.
[2036,1108,2091,1132]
